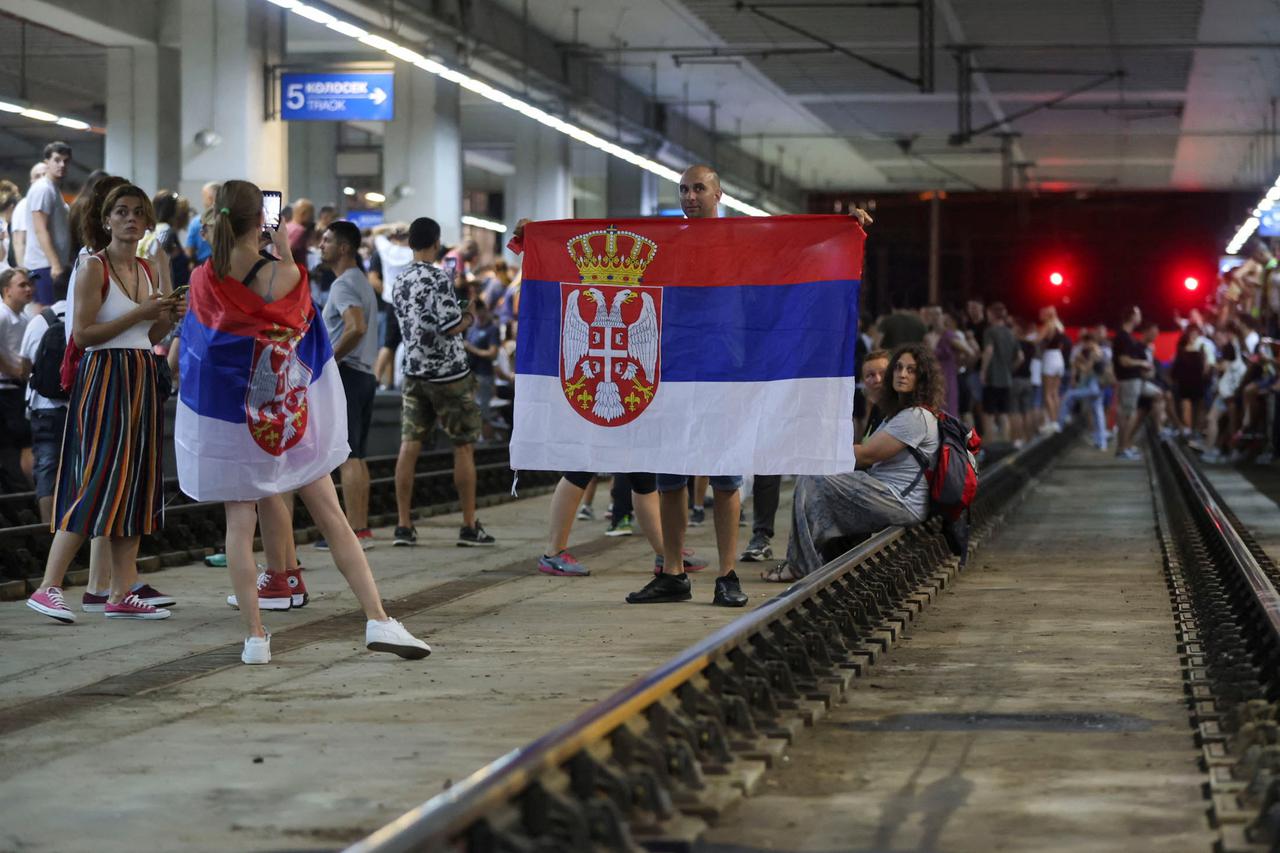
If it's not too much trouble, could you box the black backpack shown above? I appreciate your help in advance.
[29,308,69,401]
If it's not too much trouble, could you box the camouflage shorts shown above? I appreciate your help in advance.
[401,374,482,446]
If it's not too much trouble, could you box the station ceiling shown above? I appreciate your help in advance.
[0,0,1277,196]
[497,0,1280,193]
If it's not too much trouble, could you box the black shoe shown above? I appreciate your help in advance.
[458,521,496,547]
[713,571,748,607]
[689,507,706,526]
[393,526,417,547]
[739,535,773,562]
[626,572,692,604]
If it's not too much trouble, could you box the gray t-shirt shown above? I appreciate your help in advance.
[983,324,1019,388]
[322,267,379,374]
[22,178,70,270]
[869,407,939,520]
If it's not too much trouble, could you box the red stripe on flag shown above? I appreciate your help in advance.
[523,215,864,287]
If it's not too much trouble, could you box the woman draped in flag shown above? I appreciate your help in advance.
[177,180,429,665]
[26,183,181,624]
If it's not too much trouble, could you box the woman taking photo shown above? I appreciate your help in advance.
[177,180,429,665]
[26,183,180,623]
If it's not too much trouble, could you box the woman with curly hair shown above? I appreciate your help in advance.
[768,342,944,580]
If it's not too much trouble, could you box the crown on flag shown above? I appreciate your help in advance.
[567,225,658,284]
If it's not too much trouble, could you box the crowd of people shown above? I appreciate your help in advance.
[9,136,1270,666]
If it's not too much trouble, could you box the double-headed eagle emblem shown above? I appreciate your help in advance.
[560,226,662,424]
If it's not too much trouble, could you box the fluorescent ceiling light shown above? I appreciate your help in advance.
[326,20,367,38]
[55,117,90,130]
[0,100,27,114]
[364,191,386,203]
[462,214,507,233]
[1227,180,1276,253]
[21,108,57,122]
[343,186,356,196]
[291,4,335,25]
[269,0,771,216]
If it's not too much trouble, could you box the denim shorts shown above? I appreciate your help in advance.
[30,407,67,498]
[656,474,743,493]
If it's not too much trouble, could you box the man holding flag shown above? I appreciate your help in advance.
[511,164,868,607]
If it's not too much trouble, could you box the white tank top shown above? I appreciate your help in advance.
[84,252,157,351]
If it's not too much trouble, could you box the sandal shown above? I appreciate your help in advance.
[761,563,801,583]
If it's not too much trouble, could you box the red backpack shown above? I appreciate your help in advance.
[906,409,981,521]
[905,409,981,562]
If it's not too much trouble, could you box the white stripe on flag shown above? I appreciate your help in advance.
[510,375,855,476]
[176,360,351,502]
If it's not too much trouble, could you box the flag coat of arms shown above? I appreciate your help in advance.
[175,261,350,502]
[512,215,863,475]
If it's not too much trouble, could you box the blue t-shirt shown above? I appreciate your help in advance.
[466,321,500,376]
[186,218,212,263]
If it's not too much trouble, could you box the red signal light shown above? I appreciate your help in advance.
[1184,276,1200,291]
[1048,271,1064,286]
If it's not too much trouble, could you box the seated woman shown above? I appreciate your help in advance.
[770,342,943,581]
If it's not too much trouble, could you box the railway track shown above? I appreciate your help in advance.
[0,444,557,599]
[1150,438,1280,853]
[346,431,1074,853]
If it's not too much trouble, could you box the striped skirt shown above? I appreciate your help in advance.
[53,348,164,537]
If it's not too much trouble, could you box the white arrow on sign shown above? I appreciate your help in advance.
[370,87,388,106]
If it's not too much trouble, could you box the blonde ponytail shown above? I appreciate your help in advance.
[210,180,263,279]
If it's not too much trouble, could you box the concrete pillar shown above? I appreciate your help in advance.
[383,63,462,245]
[105,43,181,193]
[506,122,571,224]
[606,157,658,217]
[178,0,286,205]
[287,121,339,209]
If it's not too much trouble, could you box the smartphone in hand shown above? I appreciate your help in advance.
[170,284,191,300]
[261,191,283,231]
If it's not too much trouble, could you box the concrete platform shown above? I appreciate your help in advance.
[0,485,795,852]
[696,444,1215,853]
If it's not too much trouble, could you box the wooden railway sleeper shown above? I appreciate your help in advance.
[517,781,592,852]
[1244,776,1280,845]
[464,816,540,853]
[727,648,784,721]
[609,727,677,820]
[644,703,708,791]
[701,662,763,738]
[565,752,638,849]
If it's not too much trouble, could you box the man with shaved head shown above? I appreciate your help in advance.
[624,163,751,606]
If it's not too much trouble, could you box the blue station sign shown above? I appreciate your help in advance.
[281,71,394,121]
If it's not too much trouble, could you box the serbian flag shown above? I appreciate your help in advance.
[511,215,863,475]
[175,261,349,502]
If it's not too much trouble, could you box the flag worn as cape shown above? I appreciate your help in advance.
[175,260,349,501]
[511,214,863,476]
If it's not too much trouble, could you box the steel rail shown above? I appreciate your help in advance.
[1162,438,1280,646]
[348,441,1046,853]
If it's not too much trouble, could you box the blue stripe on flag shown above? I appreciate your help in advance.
[178,315,335,424]
[515,278,860,382]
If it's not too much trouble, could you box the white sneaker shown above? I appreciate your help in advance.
[242,633,271,665]
[365,618,431,659]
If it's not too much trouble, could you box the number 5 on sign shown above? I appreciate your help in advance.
[285,83,305,111]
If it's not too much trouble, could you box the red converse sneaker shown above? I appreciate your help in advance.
[105,594,171,620]
[285,567,309,608]
[226,571,292,611]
